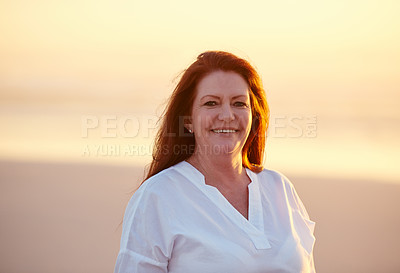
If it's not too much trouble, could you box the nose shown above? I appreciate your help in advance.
[218,103,235,121]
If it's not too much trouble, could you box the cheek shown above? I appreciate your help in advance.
[194,110,214,127]
[240,111,252,126]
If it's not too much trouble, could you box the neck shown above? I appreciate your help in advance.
[187,148,247,188]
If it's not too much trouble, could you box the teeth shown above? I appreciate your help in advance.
[213,129,237,133]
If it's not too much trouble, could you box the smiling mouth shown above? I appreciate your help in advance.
[211,129,238,133]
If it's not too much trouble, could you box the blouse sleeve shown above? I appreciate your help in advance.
[114,184,172,273]
[275,170,314,223]
[276,171,316,272]
[287,176,317,273]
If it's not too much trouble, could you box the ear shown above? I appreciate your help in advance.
[184,123,193,133]
[183,116,193,133]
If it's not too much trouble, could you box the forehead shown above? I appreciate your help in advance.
[195,71,250,99]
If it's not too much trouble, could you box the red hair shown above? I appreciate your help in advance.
[144,51,269,181]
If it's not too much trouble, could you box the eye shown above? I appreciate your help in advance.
[204,101,217,106]
[233,101,248,108]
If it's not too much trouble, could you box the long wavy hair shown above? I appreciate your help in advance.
[144,51,269,182]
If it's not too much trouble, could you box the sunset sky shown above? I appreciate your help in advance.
[1,0,399,183]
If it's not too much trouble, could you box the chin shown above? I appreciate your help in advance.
[198,143,242,156]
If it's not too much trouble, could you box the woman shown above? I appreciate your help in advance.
[114,51,316,272]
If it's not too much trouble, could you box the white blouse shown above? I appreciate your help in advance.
[114,161,316,273]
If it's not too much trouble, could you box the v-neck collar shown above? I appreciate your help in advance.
[173,161,271,250]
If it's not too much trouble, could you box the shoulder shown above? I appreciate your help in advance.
[138,165,180,192]
[255,168,295,191]
[121,164,185,233]
[125,162,191,213]
[129,164,183,204]
[254,168,308,214]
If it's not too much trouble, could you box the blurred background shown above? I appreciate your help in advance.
[1,0,399,272]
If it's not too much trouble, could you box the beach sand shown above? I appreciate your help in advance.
[0,160,399,273]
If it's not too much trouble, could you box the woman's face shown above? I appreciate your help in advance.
[188,70,252,156]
